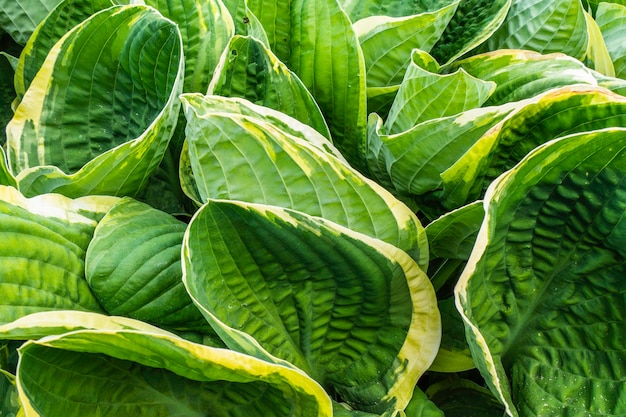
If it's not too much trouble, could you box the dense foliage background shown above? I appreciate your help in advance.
[1,0,625,416]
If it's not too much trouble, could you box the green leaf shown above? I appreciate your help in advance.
[1,35,19,147]
[366,103,515,203]
[183,199,441,415]
[486,0,589,60]
[220,0,270,44]
[143,0,234,93]
[246,0,368,172]
[209,35,331,139]
[181,94,428,268]
[426,376,505,416]
[456,127,626,416]
[582,8,615,77]
[403,385,445,417]
[0,0,63,45]
[451,49,598,106]
[6,5,184,198]
[595,2,626,79]
[341,0,452,22]
[354,1,459,89]
[85,198,211,333]
[0,369,21,416]
[13,0,118,103]
[426,201,484,261]
[441,85,626,209]
[0,186,119,324]
[384,51,496,134]
[13,313,332,417]
[430,0,511,65]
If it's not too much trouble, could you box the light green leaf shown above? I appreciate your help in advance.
[456,127,626,416]
[403,385,445,417]
[582,8,615,77]
[384,50,496,134]
[452,49,599,106]
[595,2,626,79]
[0,186,119,324]
[441,85,626,209]
[354,1,459,88]
[85,198,211,333]
[430,0,511,65]
[143,0,234,93]
[13,313,332,417]
[0,0,63,45]
[220,0,270,44]
[208,35,331,139]
[486,0,589,60]
[426,200,484,261]
[13,0,118,103]
[366,103,515,205]
[181,94,428,268]
[183,199,441,415]
[247,0,368,171]
[341,0,452,22]
[6,5,184,198]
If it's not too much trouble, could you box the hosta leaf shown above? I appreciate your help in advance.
[384,50,496,135]
[582,8,614,77]
[13,0,118,103]
[0,186,119,324]
[183,200,441,415]
[426,201,484,261]
[181,94,427,268]
[341,0,451,21]
[428,298,474,373]
[0,36,18,147]
[220,0,269,44]
[595,2,626,79]
[0,369,20,416]
[0,0,63,45]
[451,50,598,106]
[85,198,211,333]
[441,85,626,209]
[13,313,332,417]
[353,1,459,89]
[366,103,515,203]
[403,385,445,417]
[455,128,626,416]
[486,0,588,60]
[430,0,511,65]
[6,5,184,198]
[246,0,368,171]
[143,0,234,93]
[209,35,331,139]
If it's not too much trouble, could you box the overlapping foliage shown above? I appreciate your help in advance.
[1,0,625,416]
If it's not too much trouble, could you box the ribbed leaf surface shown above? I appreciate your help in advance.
[86,198,210,332]
[181,94,427,268]
[595,2,626,79]
[486,0,588,60]
[0,0,63,44]
[6,5,184,198]
[456,128,626,416]
[183,200,440,414]
[341,0,450,21]
[14,313,332,417]
[247,0,368,171]
[0,186,118,324]
[209,35,330,138]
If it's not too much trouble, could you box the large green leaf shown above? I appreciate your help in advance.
[9,312,332,417]
[486,0,589,60]
[183,199,441,415]
[13,0,119,103]
[0,186,119,324]
[209,35,331,139]
[246,0,368,171]
[595,2,626,79]
[341,0,452,21]
[143,0,234,93]
[181,94,428,268]
[6,5,184,198]
[456,128,626,416]
[426,376,505,416]
[451,49,598,106]
[383,50,496,135]
[0,0,63,45]
[85,198,211,333]
[430,0,511,65]
[353,1,459,89]
[441,85,626,209]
